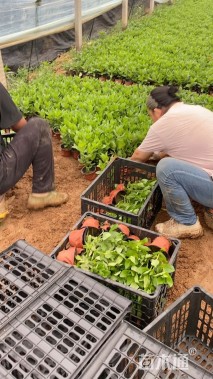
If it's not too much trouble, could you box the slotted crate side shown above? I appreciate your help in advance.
[51,212,181,330]
[0,268,131,379]
[81,158,162,228]
[80,321,212,379]
[0,240,68,328]
[144,287,213,374]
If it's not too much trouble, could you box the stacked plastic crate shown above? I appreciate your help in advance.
[0,240,131,379]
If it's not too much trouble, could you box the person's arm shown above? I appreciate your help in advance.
[130,148,153,162]
[11,117,27,132]
[0,83,27,132]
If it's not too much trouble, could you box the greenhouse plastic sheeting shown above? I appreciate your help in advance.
[0,0,121,45]
[1,0,143,70]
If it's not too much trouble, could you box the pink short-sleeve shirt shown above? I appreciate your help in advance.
[138,102,213,176]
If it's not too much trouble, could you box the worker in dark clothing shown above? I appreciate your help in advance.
[0,83,68,221]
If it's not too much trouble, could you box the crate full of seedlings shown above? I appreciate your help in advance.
[144,286,213,375]
[81,157,162,228]
[81,321,212,379]
[0,240,68,328]
[0,268,131,379]
[51,212,181,329]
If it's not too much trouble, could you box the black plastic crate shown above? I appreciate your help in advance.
[81,157,162,228]
[82,321,211,379]
[0,240,67,328]
[144,287,213,375]
[0,268,131,379]
[51,212,181,330]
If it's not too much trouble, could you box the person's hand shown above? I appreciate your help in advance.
[149,152,169,161]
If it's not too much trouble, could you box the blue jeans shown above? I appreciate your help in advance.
[156,158,213,225]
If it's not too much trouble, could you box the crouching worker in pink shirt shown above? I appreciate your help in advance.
[0,83,68,222]
[131,85,213,239]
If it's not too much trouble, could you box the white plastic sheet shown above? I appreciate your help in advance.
[0,0,122,48]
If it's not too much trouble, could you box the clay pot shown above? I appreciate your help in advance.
[57,246,83,265]
[69,228,86,248]
[102,195,113,205]
[117,224,130,237]
[147,236,171,255]
[101,220,111,231]
[102,184,126,205]
[82,217,100,229]
[52,131,61,140]
[128,234,140,241]
[57,247,74,265]
[81,167,97,181]
[99,76,107,82]
[123,80,133,86]
[71,148,80,160]
[114,78,123,84]
[60,145,72,157]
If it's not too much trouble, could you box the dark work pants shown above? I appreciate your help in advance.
[0,118,55,195]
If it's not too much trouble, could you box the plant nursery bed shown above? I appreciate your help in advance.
[0,268,131,379]
[144,286,213,375]
[51,212,181,329]
[81,157,162,229]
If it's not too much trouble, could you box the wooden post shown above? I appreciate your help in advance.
[149,0,155,14]
[122,0,128,30]
[74,0,82,51]
[0,50,7,88]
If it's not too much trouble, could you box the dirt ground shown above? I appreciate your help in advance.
[0,136,213,305]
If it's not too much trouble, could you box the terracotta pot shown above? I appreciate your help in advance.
[128,234,140,241]
[101,220,111,231]
[102,195,113,205]
[57,247,76,265]
[52,131,61,140]
[102,184,126,205]
[71,148,80,160]
[81,167,97,181]
[69,228,86,248]
[60,145,72,157]
[113,190,125,205]
[82,217,100,229]
[123,80,133,86]
[99,76,107,82]
[57,246,83,265]
[147,236,171,255]
[114,78,123,84]
[117,224,130,237]
[83,227,101,243]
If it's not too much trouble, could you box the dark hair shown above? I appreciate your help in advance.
[150,85,181,108]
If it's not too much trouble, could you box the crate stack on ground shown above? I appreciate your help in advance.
[0,240,131,379]
[0,240,67,327]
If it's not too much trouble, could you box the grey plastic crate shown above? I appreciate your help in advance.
[144,286,213,375]
[51,212,181,330]
[82,321,212,379]
[0,240,67,328]
[0,268,131,379]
